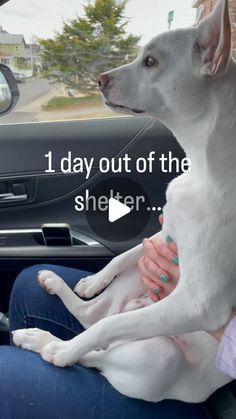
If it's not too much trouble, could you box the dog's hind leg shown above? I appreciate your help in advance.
[13,269,112,352]
[37,270,111,329]
[13,328,62,353]
[37,268,146,328]
[78,333,230,403]
[13,267,147,354]
[78,336,187,402]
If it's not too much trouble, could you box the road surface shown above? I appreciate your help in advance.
[0,77,112,124]
[16,78,56,109]
[0,78,58,124]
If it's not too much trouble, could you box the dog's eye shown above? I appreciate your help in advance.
[145,56,158,67]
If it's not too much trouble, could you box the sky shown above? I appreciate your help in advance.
[0,0,196,44]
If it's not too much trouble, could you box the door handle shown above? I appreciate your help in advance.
[0,179,35,205]
[0,192,28,203]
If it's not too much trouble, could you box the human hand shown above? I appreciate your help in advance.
[139,216,236,343]
[138,215,179,302]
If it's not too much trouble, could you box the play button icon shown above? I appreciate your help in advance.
[108,198,132,223]
[86,177,151,242]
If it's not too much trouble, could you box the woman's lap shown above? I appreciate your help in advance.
[9,264,88,340]
[0,264,211,419]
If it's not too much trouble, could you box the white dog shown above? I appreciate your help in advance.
[13,0,236,403]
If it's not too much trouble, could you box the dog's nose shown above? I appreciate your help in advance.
[98,73,110,89]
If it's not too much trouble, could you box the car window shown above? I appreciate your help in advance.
[0,0,213,125]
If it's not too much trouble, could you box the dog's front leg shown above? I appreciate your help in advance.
[40,282,230,367]
[74,245,144,298]
[74,233,161,298]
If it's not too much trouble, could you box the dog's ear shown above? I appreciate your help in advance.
[194,5,205,26]
[195,0,231,76]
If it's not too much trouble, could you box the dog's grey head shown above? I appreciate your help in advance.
[98,0,232,129]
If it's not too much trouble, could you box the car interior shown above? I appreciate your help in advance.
[0,0,236,418]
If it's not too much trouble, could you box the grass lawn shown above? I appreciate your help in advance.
[43,94,104,111]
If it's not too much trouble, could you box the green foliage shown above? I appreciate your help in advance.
[40,0,141,92]
[43,94,103,111]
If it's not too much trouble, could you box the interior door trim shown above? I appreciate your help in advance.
[0,246,113,258]
[0,228,104,247]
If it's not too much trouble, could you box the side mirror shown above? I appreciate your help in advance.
[0,64,19,116]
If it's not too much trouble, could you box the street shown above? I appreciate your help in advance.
[16,78,56,109]
[0,77,111,124]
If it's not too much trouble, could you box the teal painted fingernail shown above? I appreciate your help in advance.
[160,274,168,283]
[153,287,160,295]
[166,235,173,243]
[172,256,179,265]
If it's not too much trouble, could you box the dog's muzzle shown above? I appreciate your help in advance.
[105,100,145,114]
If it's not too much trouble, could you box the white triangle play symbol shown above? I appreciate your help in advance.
[108,198,132,223]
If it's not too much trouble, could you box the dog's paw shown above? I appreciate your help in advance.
[12,328,61,353]
[40,341,77,367]
[74,273,110,298]
[38,270,65,295]
[74,275,97,298]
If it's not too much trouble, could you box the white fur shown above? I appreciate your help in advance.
[13,0,236,403]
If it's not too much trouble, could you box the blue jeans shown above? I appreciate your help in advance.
[0,264,211,419]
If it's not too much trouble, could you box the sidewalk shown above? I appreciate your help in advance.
[17,85,64,113]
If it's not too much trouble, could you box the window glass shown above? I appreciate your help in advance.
[0,0,196,124]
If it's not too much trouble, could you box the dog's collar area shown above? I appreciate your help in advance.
[105,100,145,114]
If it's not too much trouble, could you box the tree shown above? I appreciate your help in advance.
[40,0,141,93]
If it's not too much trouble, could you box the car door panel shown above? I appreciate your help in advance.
[0,116,185,310]
[0,116,185,253]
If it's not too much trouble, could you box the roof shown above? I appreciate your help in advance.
[0,33,25,45]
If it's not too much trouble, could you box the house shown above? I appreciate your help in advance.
[0,27,42,77]
[192,0,236,53]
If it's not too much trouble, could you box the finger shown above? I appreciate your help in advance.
[168,240,178,254]
[139,257,162,284]
[149,290,161,303]
[142,257,173,291]
[142,256,164,280]
[158,213,178,252]
[155,253,180,283]
[139,254,174,292]
[141,275,163,295]
[151,239,177,264]
[164,236,178,254]
[144,238,180,282]
[138,256,152,277]
[153,278,176,295]
[151,239,179,268]
[140,259,173,294]
[143,239,161,265]
[145,248,179,283]
[142,277,166,302]
[145,238,178,274]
